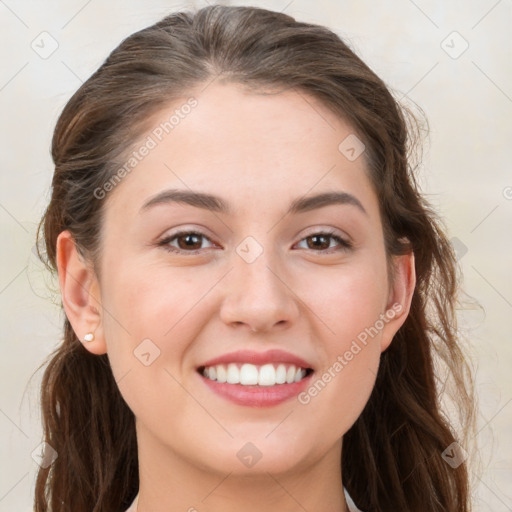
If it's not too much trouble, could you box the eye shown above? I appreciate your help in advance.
[158,230,217,254]
[295,230,352,253]
[157,229,352,255]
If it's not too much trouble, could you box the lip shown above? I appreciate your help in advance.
[198,349,314,370]
[199,371,314,407]
[197,349,315,408]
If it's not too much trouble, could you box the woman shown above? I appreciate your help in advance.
[34,5,475,511]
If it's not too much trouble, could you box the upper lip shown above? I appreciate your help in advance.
[199,349,314,370]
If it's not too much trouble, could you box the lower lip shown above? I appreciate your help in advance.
[199,372,314,407]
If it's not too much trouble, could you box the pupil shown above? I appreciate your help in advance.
[181,234,200,249]
[309,235,329,250]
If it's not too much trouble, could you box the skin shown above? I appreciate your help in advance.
[57,82,416,512]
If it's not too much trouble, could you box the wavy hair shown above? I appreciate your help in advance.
[34,5,475,511]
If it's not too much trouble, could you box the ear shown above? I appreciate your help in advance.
[56,230,107,355]
[380,249,416,352]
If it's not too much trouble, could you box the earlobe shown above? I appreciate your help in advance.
[380,250,416,352]
[56,231,107,355]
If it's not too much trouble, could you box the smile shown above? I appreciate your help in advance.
[197,349,315,407]
[199,363,312,387]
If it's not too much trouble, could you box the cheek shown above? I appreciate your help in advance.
[294,256,387,432]
[98,263,202,419]
[304,253,389,346]
[99,265,172,364]
[99,260,218,370]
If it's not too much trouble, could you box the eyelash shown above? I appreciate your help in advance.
[157,229,353,255]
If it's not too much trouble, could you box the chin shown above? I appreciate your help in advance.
[190,433,320,477]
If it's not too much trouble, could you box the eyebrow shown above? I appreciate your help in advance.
[140,189,367,216]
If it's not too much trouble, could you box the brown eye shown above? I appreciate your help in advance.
[159,231,216,254]
[297,231,352,253]
[306,234,331,250]
[175,233,203,250]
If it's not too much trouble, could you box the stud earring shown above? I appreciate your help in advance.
[83,332,95,342]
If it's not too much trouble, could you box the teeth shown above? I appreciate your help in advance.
[276,364,287,384]
[201,363,309,386]
[216,365,227,383]
[258,364,275,386]
[286,365,296,384]
[226,363,239,384]
[294,368,306,382]
[240,363,259,385]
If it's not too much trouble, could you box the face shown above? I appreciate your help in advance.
[61,81,413,480]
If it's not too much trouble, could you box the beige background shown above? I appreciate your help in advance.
[0,0,510,510]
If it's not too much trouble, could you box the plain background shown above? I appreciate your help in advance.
[0,0,510,510]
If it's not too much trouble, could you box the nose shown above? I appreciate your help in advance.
[219,248,300,333]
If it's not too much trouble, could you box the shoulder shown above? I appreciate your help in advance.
[125,490,364,511]
[124,494,138,512]
[345,488,364,512]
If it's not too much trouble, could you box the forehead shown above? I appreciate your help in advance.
[104,82,379,221]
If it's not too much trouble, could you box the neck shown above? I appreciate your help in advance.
[133,426,349,512]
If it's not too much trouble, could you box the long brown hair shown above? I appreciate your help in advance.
[34,5,475,511]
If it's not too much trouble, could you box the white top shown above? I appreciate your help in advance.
[125,488,363,511]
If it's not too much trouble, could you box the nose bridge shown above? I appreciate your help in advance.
[219,235,299,331]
